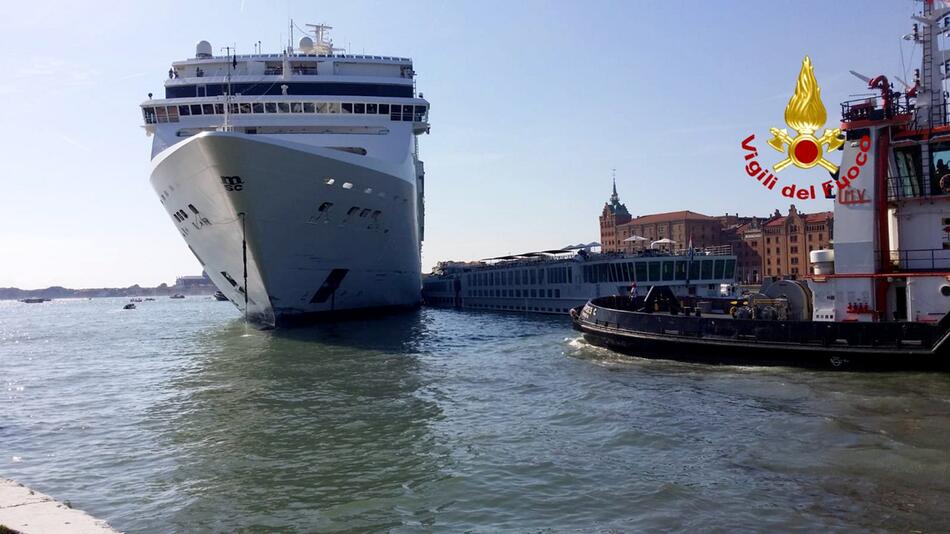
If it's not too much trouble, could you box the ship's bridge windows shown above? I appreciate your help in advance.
[648,262,660,282]
[701,260,713,280]
[277,102,290,113]
[329,102,341,114]
[178,105,191,116]
[355,103,365,114]
[379,104,390,115]
[265,102,277,113]
[303,102,315,113]
[931,143,950,195]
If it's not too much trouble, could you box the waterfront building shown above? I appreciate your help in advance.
[598,178,631,252]
[597,182,833,283]
[759,205,833,279]
[598,183,725,254]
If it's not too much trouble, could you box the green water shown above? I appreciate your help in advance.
[3,297,950,532]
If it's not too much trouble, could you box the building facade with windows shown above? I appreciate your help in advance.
[759,205,833,279]
[597,184,833,283]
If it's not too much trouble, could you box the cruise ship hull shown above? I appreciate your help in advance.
[150,132,422,327]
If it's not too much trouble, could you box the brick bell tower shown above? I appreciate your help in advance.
[599,173,631,252]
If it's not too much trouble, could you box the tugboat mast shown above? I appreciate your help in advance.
[913,0,950,129]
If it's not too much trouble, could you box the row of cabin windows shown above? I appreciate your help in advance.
[143,102,428,124]
[467,266,573,287]
[582,259,736,283]
[469,288,563,299]
[468,303,571,313]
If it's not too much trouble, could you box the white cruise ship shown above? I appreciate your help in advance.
[141,25,430,327]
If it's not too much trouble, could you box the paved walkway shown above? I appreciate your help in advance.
[0,478,118,533]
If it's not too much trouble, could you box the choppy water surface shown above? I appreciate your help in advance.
[3,298,950,532]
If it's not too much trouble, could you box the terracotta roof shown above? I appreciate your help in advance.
[764,211,833,227]
[620,210,716,226]
[805,212,833,222]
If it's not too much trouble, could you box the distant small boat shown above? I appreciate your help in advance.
[130,298,143,303]
[123,303,136,310]
[170,294,185,299]
[19,298,50,304]
[144,297,156,301]
[213,291,228,302]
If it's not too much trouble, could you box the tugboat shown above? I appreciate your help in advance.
[123,303,136,310]
[572,2,950,371]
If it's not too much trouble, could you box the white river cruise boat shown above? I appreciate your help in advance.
[422,246,739,315]
[141,25,430,327]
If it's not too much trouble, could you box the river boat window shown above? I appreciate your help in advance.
[342,103,353,114]
[329,102,341,113]
[178,105,191,116]
[355,103,365,114]
[714,259,725,279]
[648,262,660,282]
[689,261,700,280]
[214,104,224,114]
[675,261,687,280]
[367,103,378,114]
[662,261,674,281]
[379,104,390,115]
[390,106,401,120]
[291,102,303,113]
[252,103,264,113]
[701,260,713,279]
[303,102,315,113]
[635,262,647,282]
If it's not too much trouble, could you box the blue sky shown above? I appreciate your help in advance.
[0,1,918,288]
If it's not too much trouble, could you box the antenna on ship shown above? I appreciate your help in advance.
[221,44,236,132]
[907,0,950,127]
[305,23,344,55]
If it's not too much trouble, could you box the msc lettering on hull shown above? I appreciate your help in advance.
[221,175,244,191]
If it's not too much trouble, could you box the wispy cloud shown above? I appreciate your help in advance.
[59,134,89,151]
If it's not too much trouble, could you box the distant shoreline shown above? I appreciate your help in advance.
[0,284,217,301]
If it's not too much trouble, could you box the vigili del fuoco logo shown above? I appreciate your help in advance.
[740,56,868,201]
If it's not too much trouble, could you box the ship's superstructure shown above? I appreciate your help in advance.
[141,25,430,326]
[807,1,950,324]
[423,246,738,314]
